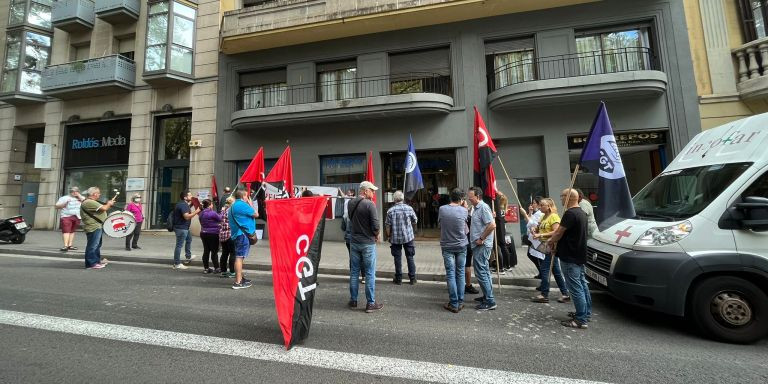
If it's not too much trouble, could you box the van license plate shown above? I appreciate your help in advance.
[585,267,607,287]
[14,222,27,229]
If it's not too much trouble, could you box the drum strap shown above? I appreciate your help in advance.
[81,199,104,224]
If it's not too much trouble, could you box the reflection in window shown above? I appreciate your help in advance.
[64,167,128,206]
[241,83,287,108]
[8,0,52,29]
[144,1,196,75]
[1,29,51,94]
[157,115,191,161]
[320,155,366,185]
[576,27,651,75]
[318,68,356,101]
[493,50,534,88]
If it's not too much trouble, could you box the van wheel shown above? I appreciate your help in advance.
[11,234,24,244]
[690,277,768,344]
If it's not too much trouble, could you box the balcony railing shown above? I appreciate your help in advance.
[51,0,95,31]
[488,47,659,92]
[236,73,452,110]
[41,54,135,95]
[95,0,140,22]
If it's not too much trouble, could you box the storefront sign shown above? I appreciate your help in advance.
[568,130,666,150]
[64,120,131,168]
[34,143,52,169]
[126,178,145,191]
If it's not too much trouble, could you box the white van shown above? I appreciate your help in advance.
[586,114,768,344]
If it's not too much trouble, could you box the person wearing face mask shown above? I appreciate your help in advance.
[124,193,144,251]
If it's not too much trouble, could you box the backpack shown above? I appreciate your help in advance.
[166,210,175,232]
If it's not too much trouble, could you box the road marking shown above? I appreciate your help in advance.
[0,309,608,384]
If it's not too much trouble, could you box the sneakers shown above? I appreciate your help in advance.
[473,296,486,302]
[60,247,69,252]
[86,263,105,270]
[100,258,109,265]
[183,255,197,264]
[232,280,252,289]
[409,278,417,285]
[557,296,571,303]
[173,263,188,270]
[365,302,383,313]
[443,303,459,313]
[227,272,236,278]
[132,246,141,249]
[464,284,480,294]
[125,247,132,251]
[348,300,358,308]
[475,302,497,311]
[213,268,221,274]
[203,268,214,274]
[392,278,402,285]
[221,271,229,277]
[361,277,366,285]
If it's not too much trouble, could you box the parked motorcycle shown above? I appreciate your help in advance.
[0,204,30,244]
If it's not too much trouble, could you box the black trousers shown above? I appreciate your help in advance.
[390,241,416,280]
[219,238,235,273]
[201,233,220,270]
[125,223,142,248]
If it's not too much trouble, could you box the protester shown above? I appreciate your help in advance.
[438,188,469,313]
[576,189,598,237]
[467,186,497,311]
[80,187,114,269]
[199,199,222,274]
[229,190,258,289]
[343,188,365,284]
[491,191,517,273]
[220,186,232,210]
[172,191,200,270]
[124,193,144,251]
[547,189,591,329]
[385,190,418,285]
[301,189,314,197]
[219,197,236,278]
[347,181,383,313]
[530,198,569,303]
[519,197,544,278]
[55,186,84,252]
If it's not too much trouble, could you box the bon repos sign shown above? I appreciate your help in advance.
[568,130,666,150]
[64,120,131,168]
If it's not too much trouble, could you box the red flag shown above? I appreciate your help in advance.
[240,147,265,184]
[266,196,327,349]
[265,146,294,198]
[211,175,219,202]
[366,151,376,204]
[473,106,498,199]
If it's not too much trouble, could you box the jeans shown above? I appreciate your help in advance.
[84,229,103,268]
[390,241,416,280]
[201,233,220,270]
[561,262,593,324]
[219,239,235,273]
[125,223,141,248]
[538,253,568,297]
[173,228,192,265]
[349,242,376,304]
[471,245,495,305]
[442,248,466,308]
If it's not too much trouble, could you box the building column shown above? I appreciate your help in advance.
[34,101,65,229]
[0,106,19,218]
[700,0,739,95]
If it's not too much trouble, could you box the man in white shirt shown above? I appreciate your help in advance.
[55,186,84,252]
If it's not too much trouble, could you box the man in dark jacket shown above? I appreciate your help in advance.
[347,181,383,313]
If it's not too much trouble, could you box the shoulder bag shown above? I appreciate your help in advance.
[231,208,258,245]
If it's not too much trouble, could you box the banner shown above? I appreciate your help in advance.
[473,106,498,199]
[265,147,294,198]
[264,184,342,218]
[578,102,636,231]
[266,196,327,350]
[404,134,424,199]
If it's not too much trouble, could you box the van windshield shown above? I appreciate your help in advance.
[632,162,751,221]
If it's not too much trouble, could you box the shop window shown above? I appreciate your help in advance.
[319,154,365,185]
[317,61,356,101]
[156,115,191,160]
[575,25,653,75]
[64,167,128,205]
[239,68,287,109]
[484,37,534,91]
[739,0,768,42]
[24,127,44,164]
[144,1,195,76]
[389,47,451,96]
[9,0,52,30]
[1,29,52,94]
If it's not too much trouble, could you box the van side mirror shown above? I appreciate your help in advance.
[721,196,768,232]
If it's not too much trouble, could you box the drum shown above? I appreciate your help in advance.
[103,211,137,238]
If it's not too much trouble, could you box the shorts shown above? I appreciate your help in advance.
[234,234,250,258]
[60,216,80,233]
[465,243,473,267]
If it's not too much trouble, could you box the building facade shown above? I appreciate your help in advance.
[217,0,701,242]
[0,0,221,230]
[684,0,768,129]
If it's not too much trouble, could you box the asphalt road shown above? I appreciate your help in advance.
[0,254,766,384]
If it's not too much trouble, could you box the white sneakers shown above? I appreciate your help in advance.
[173,263,189,270]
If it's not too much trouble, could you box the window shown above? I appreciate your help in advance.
[9,0,52,29]
[239,68,287,108]
[320,154,366,185]
[71,44,89,61]
[317,61,356,101]
[24,127,44,164]
[116,35,135,61]
[145,1,195,75]
[1,29,51,94]
[156,115,191,161]
[389,47,451,96]
[743,171,768,198]
[485,38,534,90]
[575,26,652,75]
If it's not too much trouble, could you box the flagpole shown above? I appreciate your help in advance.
[492,199,502,291]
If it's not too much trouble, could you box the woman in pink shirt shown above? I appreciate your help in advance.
[125,193,144,251]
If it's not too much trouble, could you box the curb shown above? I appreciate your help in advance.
[0,248,542,288]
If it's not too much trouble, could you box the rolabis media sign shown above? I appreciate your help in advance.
[64,120,131,168]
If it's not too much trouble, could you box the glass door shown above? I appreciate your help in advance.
[151,165,188,228]
[150,114,191,229]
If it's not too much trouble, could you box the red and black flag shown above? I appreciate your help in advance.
[265,146,294,198]
[266,196,327,350]
[240,147,265,195]
[211,175,219,207]
[365,151,377,204]
[473,106,498,199]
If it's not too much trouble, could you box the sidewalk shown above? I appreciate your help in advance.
[0,230,542,287]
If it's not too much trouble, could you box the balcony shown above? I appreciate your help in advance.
[52,0,95,32]
[732,37,768,99]
[230,73,453,130]
[487,47,667,109]
[95,0,140,24]
[41,55,136,99]
[220,0,598,54]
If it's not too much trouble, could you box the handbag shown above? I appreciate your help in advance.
[231,210,258,245]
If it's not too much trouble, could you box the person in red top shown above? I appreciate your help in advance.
[124,193,144,251]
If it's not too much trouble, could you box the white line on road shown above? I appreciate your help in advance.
[0,309,609,384]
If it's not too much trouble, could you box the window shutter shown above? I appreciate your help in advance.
[484,38,534,55]
[389,47,450,76]
[239,68,287,87]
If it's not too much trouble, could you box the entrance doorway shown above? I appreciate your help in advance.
[20,182,39,226]
[150,114,191,229]
[380,149,457,239]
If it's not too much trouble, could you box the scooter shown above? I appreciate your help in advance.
[0,204,30,244]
